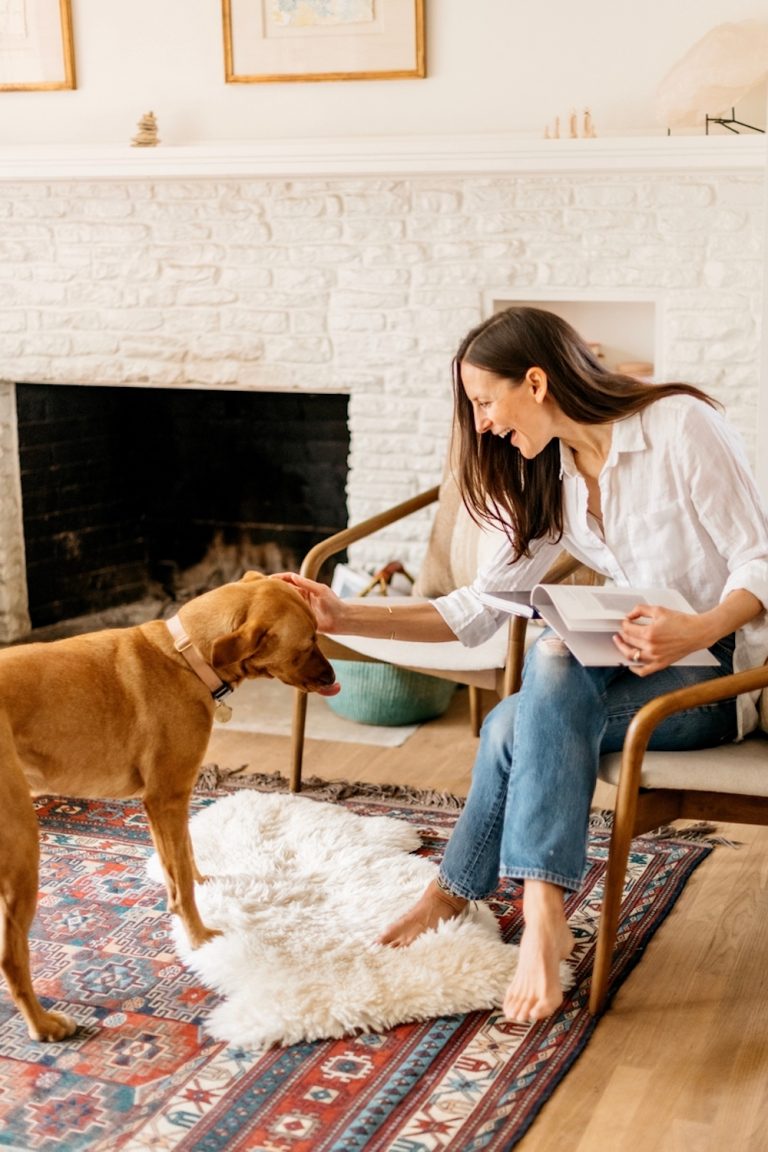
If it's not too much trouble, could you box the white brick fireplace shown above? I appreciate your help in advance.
[0,134,765,640]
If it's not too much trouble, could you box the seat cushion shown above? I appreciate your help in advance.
[599,731,768,796]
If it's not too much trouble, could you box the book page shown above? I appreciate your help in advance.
[531,586,717,667]
[534,584,693,632]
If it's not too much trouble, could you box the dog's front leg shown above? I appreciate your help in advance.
[143,789,221,949]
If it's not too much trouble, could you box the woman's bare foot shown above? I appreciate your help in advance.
[378,877,468,947]
[503,880,574,1022]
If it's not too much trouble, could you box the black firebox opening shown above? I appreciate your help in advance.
[16,384,350,629]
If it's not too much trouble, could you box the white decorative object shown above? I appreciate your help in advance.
[146,790,558,1047]
[655,19,768,128]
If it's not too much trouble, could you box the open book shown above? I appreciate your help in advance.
[477,583,718,668]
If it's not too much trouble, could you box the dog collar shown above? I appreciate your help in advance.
[165,614,234,723]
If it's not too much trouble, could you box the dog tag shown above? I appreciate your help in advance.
[215,700,233,723]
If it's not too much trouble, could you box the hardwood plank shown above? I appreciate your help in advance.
[572,1065,653,1151]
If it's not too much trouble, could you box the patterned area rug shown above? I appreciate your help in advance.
[0,779,714,1152]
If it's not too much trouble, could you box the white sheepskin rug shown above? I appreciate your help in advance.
[148,791,522,1049]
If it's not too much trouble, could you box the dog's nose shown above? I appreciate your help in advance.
[315,666,340,696]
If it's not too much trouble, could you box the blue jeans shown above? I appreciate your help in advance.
[439,630,738,896]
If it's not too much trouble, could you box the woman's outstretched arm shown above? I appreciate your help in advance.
[272,572,458,643]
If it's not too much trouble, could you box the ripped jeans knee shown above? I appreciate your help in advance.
[538,633,571,657]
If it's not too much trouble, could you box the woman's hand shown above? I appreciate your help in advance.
[612,604,711,676]
[270,573,346,634]
[271,572,458,643]
[613,588,763,676]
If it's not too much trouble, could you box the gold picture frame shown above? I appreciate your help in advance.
[0,0,76,91]
[222,0,425,84]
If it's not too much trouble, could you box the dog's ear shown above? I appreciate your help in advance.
[211,626,269,669]
[239,570,266,584]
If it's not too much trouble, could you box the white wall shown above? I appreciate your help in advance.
[1,0,767,146]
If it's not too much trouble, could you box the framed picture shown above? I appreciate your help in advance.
[0,0,76,91]
[222,0,425,84]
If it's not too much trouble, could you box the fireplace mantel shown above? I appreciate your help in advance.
[0,133,765,181]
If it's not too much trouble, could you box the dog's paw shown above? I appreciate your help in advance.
[30,1009,79,1043]
[190,925,223,950]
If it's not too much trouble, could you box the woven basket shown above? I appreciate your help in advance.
[326,660,456,726]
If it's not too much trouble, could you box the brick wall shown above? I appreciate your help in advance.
[0,156,764,638]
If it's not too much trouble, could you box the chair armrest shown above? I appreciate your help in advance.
[300,486,440,581]
[615,661,768,808]
[627,662,768,751]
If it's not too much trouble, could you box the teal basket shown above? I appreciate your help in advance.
[326,660,456,726]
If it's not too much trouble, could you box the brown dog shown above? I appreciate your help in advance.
[0,571,337,1042]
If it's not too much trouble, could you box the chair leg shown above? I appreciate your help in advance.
[468,685,483,737]
[588,814,635,1014]
[289,688,309,793]
[588,744,644,1015]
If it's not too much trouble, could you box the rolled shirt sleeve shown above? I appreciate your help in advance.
[432,535,564,646]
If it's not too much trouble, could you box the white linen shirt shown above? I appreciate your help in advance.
[433,394,768,737]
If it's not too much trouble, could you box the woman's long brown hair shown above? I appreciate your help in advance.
[452,307,718,560]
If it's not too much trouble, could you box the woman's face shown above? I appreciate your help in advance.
[461,361,555,459]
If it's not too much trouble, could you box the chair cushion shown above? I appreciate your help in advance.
[599,731,768,796]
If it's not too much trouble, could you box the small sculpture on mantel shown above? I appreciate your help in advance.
[544,108,597,139]
[583,108,597,138]
[131,111,160,148]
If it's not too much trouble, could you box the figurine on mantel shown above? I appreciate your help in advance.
[131,111,160,147]
[544,108,597,139]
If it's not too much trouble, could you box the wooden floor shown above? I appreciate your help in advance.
[206,686,768,1152]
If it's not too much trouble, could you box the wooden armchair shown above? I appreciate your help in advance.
[289,461,587,792]
[590,661,768,1014]
[491,603,768,1015]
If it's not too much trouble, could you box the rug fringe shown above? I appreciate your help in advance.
[640,821,741,847]
[196,771,741,837]
[588,809,739,846]
[196,763,467,810]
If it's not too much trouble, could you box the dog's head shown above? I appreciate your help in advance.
[204,572,338,695]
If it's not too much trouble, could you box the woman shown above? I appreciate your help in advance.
[280,307,768,1023]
